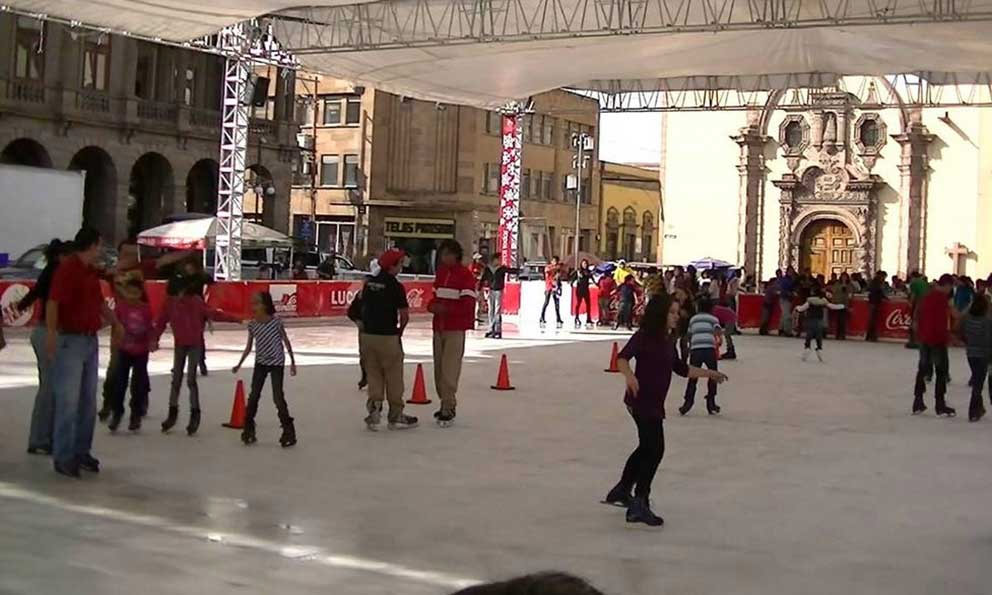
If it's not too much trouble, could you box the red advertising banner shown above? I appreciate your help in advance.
[737,293,911,339]
[0,279,437,327]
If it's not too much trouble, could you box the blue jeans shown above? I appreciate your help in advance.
[52,334,99,465]
[28,326,56,451]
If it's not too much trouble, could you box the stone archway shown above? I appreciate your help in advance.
[1,138,53,168]
[128,153,175,237]
[69,147,117,238]
[794,216,859,277]
[186,159,219,214]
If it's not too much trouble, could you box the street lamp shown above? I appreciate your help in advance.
[571,131,593,265]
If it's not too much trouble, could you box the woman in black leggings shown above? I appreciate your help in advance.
[601,295,728,526]
[572,259,594,327]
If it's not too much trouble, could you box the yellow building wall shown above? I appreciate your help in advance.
[599,163,663,262]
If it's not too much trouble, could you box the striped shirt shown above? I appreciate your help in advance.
[249,316,286,366]
[688,313,721,351]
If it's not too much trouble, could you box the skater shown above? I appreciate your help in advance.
[602,296,728,526]
[778,267,796,337]
[913,274,957,416]
[572,259,594,327]
[597,273,617,327]
[18,238,69,455]
[356,249,418,431]
[959,294,992,422]
[481,256,518,339]
[613,274,640,331]
[540,256,564,328]
[428,239,477,427]
[678,299,723,415]
[47,228,122,478]
[866,271,887,342]
[154,283,240,435]
[108,273,153,432]
[232,292,298,446]
[758,275,779,336]
[469,253,486,324]
[828,272,854,340]
[712,300,738,360]
[795,287,845,362]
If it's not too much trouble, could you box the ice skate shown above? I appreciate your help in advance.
[935,402,957,417]
[241,420,257,444]
[625,497,664,527]
[108,411,123,432]
[815,349,824,363]
[128,413,142,432]
[279,418,297,447]
[388,414,419,430]
[706,398,721,415]
[161,406,179,433]
[968,403,986,423]
[434,409,456,428]
[364,410,382,432]
[556,320,564,329]
[912,399,927,415]
[601,484,632,508]
[186,409,201,436]
[678,397,694,416]
[801,348,810,362]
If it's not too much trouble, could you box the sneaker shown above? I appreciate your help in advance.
[78,454,100,473]
[364,410,382,432]
[388,414,419,430]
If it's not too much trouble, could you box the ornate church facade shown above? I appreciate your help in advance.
[661,77,992,281]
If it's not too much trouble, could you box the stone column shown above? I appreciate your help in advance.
[772,175,801,271]
[893,113,934,276]
[732,125,769,278]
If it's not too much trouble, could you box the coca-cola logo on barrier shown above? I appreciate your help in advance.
[270,284,298,314]
[1,284,32,327]
[406,288,425,309]
[885,309,912,331]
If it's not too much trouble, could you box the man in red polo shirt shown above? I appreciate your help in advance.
[47,228,121,478]
[913,274,956,417]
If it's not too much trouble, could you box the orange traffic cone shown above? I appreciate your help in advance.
[223,380,247,429]
[491,354,515,391]
[406,363,432,404]
[604,341,620,373]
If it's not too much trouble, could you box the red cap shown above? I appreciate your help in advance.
[379,249,406,271]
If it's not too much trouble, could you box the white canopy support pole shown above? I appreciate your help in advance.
[215,49,250,281]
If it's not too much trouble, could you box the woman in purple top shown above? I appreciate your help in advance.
[602,294,728,527]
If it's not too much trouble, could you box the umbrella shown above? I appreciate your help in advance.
[689,257,735,270]
[137,217,293,250]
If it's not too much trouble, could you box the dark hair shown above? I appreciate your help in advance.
[970,294,989,318]
[43,239,67,260]
[639,293,674,340]
[698,298,714,313]
[117,237,137,252]
[438,239,464,261]
[256,291,276,315]
[450,572,605,595]
[73,227,101,251]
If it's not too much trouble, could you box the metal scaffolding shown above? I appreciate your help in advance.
[270,0,992,54]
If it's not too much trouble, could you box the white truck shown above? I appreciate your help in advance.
[0,163,85,269]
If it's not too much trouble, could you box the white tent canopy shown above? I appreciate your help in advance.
[137,217,293,250]
[6,1,992,107]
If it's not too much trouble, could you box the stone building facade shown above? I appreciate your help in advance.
[598,162,663,263]
[290,77,601,271]
[0,14,297,247]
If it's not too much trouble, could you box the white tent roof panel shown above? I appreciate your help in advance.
[6,1,992,107]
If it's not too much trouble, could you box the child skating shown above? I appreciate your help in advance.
[959,294,992,422]
[678,299,723,415]
[109,274,154,432]
[232,292,298,446]
[794,287,845,362]
[155,283,240,435]
[602,296,728,527]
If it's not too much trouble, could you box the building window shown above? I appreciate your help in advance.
[521,169,531,199]
[14,17,45,80]
[82,38,110,91]
[323,98,342,125]
[785,121,803,149]
[343,154,360,188]
[486,111,501,135]
[320,155,340,186]
[859,118,879,147]
[346,97,361,125]
[180,67,195,105]
[542,117,555,145]
[485,163,501,194]
[134,46,155,99]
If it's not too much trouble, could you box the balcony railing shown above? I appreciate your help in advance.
[249,118,278,138]
[190,107,221,129]
[137,100,178,123]
[76,90,110,113]
[4,78,46,104]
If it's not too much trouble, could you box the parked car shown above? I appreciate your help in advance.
[517,261,547,281]
[0,244,47,279]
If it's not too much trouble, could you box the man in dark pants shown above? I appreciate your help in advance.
[913,274,956,416]
[759,275,779,336]
[679,300,723,415]
[866,271,887,342]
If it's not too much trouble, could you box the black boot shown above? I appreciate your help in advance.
[241,420,257,445]
[678,397,694,416]
[601,483,632,508]
[626,496,664,527]
[128,412,142,432]
[279,418,297,448]
[912,398,927,415]
[186,409,201,436]
[935,398,956,418]
[108,411,123,432]
[161,406,179,433]
[97,401,112,423]
[968,396,985,422]
[706,397,721,415]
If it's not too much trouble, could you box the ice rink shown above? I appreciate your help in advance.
[1,319,991,595]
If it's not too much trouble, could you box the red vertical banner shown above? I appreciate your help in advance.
[497,112,522,268]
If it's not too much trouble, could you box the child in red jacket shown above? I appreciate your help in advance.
[155,285,241,435]
[428,239,477,427]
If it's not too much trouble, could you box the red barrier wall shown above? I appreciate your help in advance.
[737,293,912,339]
[0,279,440,327]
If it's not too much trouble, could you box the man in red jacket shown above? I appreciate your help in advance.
[913,274,956,416]
[428,239,477,427]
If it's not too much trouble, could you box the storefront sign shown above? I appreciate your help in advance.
[384,217,455,239]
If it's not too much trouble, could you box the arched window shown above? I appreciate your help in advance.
[641,212,655,262]
[622,207,637,262]
[606,208,620,260]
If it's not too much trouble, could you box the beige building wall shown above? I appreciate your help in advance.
[662,83,992,281]
[598,162,663,262]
